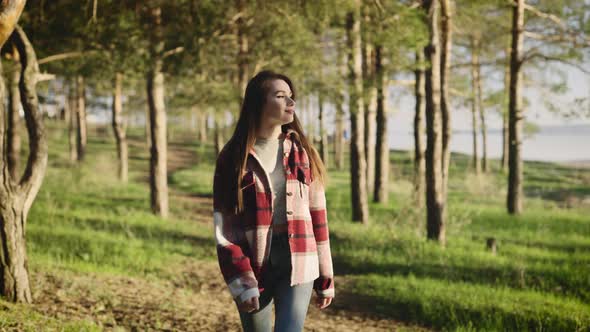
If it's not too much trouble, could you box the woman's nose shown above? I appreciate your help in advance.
[286,96,295,106]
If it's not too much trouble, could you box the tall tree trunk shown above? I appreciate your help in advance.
[318,91,328,166]
[363,40,377,198]
[75,75,87,161]
[236,0,248,99]
[423,0,446,244]
[440,0,453,198]
[334,48,346,170]
[470,38,481,174]
[198,109,208,143]
[67,83,78,162]
[214,113,223,157]
[413,51,426,207]
[112,72,128,183]
[373,45,389,203]
[507,0,524,215]
[347,0,369,224]
[0,24,49,304]
[7,49,21,179]
[476,60,488,173]
[501,47,510,172]
[147,6,169,218]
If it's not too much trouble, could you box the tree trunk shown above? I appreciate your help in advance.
[112,72,128,183]
[347,0,369,224]
[334,48,346,170]
[470,38,481,174]
[214,114,223,157]
[147,6,169,218]
[318,90,328,167]
[440,0,453,199]
[0,24,49,304]
[374,45,389,204]
[0,1,25,47]
[413,51,426,207]
[423,0,446,244]
[7,49,21,179]
[362,41,377,198]
[236,0,248,99]
[501,47,510,172]
[198,109,208,143]
[67,83,78,162]
[476,59,488,173]
[507,0,524,215]
[75,75,87,161]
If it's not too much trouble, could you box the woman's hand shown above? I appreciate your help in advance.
[315,296,332,310]
[238,295,260,313]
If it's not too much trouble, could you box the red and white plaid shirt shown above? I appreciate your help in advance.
[213,128,334,303]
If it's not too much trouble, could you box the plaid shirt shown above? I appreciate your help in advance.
[213,128,334,303]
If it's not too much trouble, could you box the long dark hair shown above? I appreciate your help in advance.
[221,70,326,214]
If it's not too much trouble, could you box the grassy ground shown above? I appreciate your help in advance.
[1,122,589,331]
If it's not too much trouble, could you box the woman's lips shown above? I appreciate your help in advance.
[285,109,295,114]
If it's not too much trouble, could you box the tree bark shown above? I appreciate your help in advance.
[198,108,208,143]
[501,48,510,172]
[470,37,481,174]
[147,5,169,218]
[112,72,128,183]
[347,0,369,224]
[214,113,223,157]
[334,48,346,170]
[318,90,329,167]
[75,75,87,161]
[67,83,78,162]
[0,24,49,304]
[440,0,453,198]
[362,40,376,198]
[7,48,21,179]
[0,0,25,47]
[507,0,524,214]
[373,45,389,203]
[476,59,488,173]
[423,0,446,244]
[413,51,426,207]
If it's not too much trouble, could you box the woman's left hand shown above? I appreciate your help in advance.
[315,296,332,310]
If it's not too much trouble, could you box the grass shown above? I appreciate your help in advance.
[3,122,589,331]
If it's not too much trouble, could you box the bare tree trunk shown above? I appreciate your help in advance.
[236,0,248,99]
[501,48,510,172]
[470,38,481,174]
[198,109,208,143]
[374,45,389,203]
[0,1,25,47]
[507,0,524,215]
[423,0,446,244]
[7,49,21,179]
[413,51,426,207]
[334,49,346,170]
[0,24,49,304]
[112,72,128,183]
[362,40,376,198]
[440,0,453,199]
[477,61,488,173]
[75,75,87,161]
[147,6,169,218]
[318,91,329,166]
[214,114,223,157]
[67,83,78,162]
[347,0,369,224]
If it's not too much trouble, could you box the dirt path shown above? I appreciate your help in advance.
[31,138,428,331]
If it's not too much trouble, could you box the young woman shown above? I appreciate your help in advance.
[213,70,334,332]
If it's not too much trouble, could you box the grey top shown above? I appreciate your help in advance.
[253,137,287,227]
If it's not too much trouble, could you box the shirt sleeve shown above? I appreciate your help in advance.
[213,153,259,303]
[308,177,335,298]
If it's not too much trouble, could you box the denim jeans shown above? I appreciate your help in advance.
[236,233,314,332]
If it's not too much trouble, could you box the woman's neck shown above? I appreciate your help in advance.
[256,124,282,139]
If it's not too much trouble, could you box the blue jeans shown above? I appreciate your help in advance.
[237,233,313,332]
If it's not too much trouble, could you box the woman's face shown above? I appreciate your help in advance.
[260,79,296,127]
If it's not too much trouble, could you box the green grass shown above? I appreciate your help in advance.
[3,122,589,330]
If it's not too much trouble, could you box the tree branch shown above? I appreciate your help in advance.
[162,46,184,59]
[522,51,590,75]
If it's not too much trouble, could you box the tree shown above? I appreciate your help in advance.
[347,0,369,224]
[413,50,426,206]
[0,20,48,302]
[423,0,446,244]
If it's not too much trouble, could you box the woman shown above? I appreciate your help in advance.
[213,70,334,332]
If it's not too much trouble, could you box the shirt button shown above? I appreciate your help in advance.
[287,211,293,215]
[286,170,291,175]
[286,192,293,196]
[288,234,294,238]
[284,152,289,157]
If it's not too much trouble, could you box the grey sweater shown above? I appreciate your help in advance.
[253,137,287,227]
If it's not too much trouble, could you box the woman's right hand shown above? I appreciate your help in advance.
[238,295,260,313]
